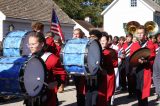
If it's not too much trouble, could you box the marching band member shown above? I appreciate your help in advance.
[72,28,86,106]
[153,48,160,102]
[45,32,66,93]
[110,36,119,105]
[88,29,102,40]
[156,33,160,47]
[123,33,136,98]
[45,31,58,55]
[153,33,160,101]
[108,35,113,48]
[53,35,65,93]
[130,25,156,106]
[132,36,138,43]
[97,33,117,106]
[26,31,64,106]
[117,36,127,91]
[85,29,102,106]
[31,21,44,33]
[155,33,160,54]
[110,36,119,90]
[53,35,63,57]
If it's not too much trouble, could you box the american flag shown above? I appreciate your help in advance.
[50,9,65,42]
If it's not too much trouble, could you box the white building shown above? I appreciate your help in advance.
[0,0,75,41]
[101,0,160,37]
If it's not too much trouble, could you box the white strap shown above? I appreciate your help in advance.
[156,47,160,55]
[141,41,148,48]
[125,43,133,57]
[41,52,52,62]
[125,43,133,52]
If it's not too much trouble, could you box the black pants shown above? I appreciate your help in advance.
[127,73,136,95]
[24,95,59,106]
[137,90,148,106]
[119,67,127,89]
[74,76,86,106]
[85,91,98,106]
[24,97,41,106]
[77,94,85,106]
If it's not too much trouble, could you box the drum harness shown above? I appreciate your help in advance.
[139,40,148,60]
[123,43,133,74]
[156,47,160,55]
[125,42,133,58]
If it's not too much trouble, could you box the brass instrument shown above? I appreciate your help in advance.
[144,21,159,36]
[125,21,140,36]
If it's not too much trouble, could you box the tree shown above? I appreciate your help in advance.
[54,0,113,27]
[54,0,84,19]
[154,0,160,6]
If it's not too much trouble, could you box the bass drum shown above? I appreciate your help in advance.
[0,56,46,97]
[61,38,102,76]
[3,30,31,57]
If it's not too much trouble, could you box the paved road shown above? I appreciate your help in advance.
[58,85,159,106]
[0,85,159,106]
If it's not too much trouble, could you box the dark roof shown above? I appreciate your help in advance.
[143,0,160,12]
[74,20,95,31]
[0,0,74,24]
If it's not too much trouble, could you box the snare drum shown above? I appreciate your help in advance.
[0,56,46,97]
[3,30,31,57]
[61,38,101,76]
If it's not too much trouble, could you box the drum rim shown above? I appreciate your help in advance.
[60,44,65,69]
[85,39,102,75]
[60,39,102,76]
[2,30,30,57]
[19,56,29,95]
[20,31,32,56]
[19,55,47,97]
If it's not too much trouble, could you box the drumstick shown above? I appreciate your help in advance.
[33,85,40,91]
[37,77,57,89]
[37,77,48,86]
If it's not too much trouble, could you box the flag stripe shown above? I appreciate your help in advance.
[50,9,65,42]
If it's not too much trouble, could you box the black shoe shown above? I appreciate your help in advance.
[156,95,160,101]
[127,93,134,99]
[127,93,136,99]
[0,97,5,103]
[127,94,132,98]
[120,87,127,92]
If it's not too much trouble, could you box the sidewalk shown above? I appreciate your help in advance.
[58,85,159,106]
[0,85,159,106]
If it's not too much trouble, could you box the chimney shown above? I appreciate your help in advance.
[84,17,91,23]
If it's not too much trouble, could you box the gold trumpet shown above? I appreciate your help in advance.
[144,21,159,36]
[125,21,140,35]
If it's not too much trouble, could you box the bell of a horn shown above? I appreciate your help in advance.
[125,21,140,35]
[144,21,159,36]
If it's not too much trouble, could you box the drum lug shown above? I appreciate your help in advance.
[86,76,97,87]
[19,76,24,82]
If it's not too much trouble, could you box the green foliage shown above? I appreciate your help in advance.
[54,0,113,27]
[54,0,83,19]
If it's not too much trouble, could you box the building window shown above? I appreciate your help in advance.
[131,0,137,7]
[123,23,127,34]
[8,24,14,32]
